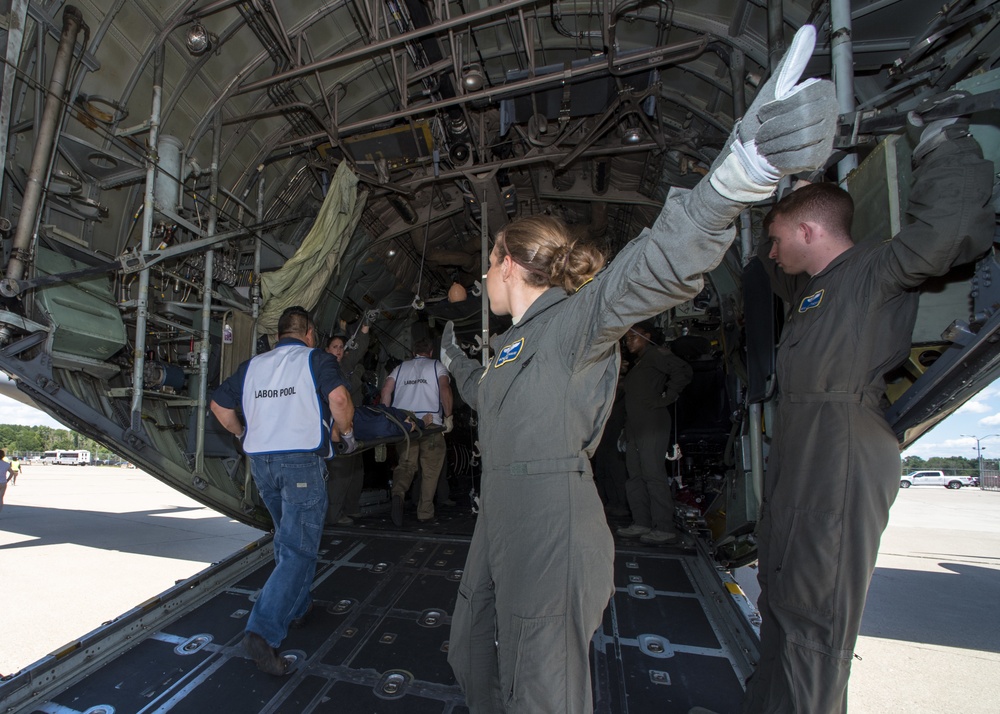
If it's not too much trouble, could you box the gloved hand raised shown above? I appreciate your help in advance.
[439,321,463,371]
[907,90,971,161]
[710,25,838,203]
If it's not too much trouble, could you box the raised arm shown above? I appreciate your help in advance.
[575,25,839,354]
[341,327,369,373]
[439,320,483,410]
[879,130,994,289]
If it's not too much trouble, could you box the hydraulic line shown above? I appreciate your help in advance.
[1,6,85,304]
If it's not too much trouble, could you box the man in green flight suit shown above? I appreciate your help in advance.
[742,117,995,713]
[617,321,693,544]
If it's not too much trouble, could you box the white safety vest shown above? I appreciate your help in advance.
[389,356,445,425]
[242,343,326,455]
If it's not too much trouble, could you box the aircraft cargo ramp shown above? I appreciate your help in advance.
[0,518,759,714]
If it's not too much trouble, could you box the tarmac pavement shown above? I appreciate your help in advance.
[850,486,1000,713]
[0,464,259,676]
[1,466,998,712]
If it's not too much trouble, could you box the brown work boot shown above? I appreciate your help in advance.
[243,631,289,675]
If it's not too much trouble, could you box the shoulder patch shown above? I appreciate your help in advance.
[494,338,525,367]
[798,289,825,313]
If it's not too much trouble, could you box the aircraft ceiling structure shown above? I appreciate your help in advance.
[0,0,998,526]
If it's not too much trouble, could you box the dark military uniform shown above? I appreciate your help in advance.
[326,330,369,523]
[623,345,693,532]
[593,388,628,512]
[446,182,748,713]
[745,136,995,714]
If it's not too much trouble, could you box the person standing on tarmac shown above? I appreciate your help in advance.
[726,113,995,714]
[324,318,371,524]
[381,337,453,526]
[439,25,840,713]
[616,321,693,545]
[8,455,20,485]
[210,306,356,676]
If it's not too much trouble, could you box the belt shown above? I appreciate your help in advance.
[785,386,882,404]
[498,456,591,476]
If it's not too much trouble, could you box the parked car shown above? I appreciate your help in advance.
[899,471,977,489]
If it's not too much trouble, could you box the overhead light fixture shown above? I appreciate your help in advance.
[449,143,471,166]
[461,64,485,92]
[501,184,517,216]
[622,127,642,145]
[186,22,215,56]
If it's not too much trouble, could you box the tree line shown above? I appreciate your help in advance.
[0,423,119,461]
[901,455,992,475]
[0,421,989,472]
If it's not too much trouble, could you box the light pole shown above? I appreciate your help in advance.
[961,434,998,477]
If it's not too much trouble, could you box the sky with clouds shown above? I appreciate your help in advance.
[0,379,64,429]
[900,382,1000,461]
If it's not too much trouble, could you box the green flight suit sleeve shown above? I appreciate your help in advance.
[561,179,751,369]
[446,351,485,411]
[876,134,995,290]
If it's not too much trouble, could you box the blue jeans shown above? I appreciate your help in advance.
[247,452,327,647]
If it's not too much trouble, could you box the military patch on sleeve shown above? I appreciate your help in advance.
[494,338,524,367]
[798,289,824,313]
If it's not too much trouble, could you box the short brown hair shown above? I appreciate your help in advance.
[413,337,434,356]
[768,183,854,239]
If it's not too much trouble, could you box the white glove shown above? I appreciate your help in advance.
[339,430,357,454]
[616,429,627,453]
[443,415,454,433]
[710,25,838,202]
[440,321,463,371]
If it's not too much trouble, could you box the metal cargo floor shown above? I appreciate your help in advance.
[7,522,756,714]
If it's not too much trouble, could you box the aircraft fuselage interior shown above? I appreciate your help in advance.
[0,1,998,712]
